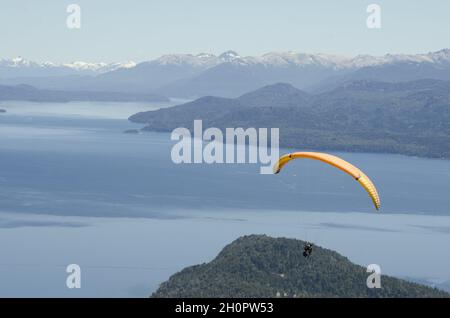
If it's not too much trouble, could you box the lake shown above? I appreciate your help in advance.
[0,101,449,297]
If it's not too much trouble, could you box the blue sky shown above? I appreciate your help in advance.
[1,0,449,62]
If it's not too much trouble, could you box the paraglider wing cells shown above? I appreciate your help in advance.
[273,152,380,210]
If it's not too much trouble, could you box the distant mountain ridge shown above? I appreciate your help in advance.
[0,84,168,102]
[3,49,450,96]
[4,49,450,76]
[0,57,136,77]
[130,79,450,159]
[157,49,450,97]
[152,235,449,298]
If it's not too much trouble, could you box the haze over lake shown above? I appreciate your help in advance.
[0,101,449,297]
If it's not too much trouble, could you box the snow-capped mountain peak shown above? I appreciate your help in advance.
[0,56,35,67]
[63,60,137,72]
[1,49,450,79]
[63,61,107,71]
[11,56,29,66]
[196,53,215,59]
[154,53,219,68]
[0,57,137,77]
[219,50,241,62]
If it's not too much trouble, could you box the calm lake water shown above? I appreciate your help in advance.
[0,101,449,297]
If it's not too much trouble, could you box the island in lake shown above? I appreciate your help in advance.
[123,129,140,134]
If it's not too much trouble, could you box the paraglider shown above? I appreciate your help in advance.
[303,242,313,258]
[273,152,381,211]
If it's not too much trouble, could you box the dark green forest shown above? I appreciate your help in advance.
[152,235,449,298]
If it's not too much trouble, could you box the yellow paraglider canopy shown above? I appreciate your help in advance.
[273,152,380,210]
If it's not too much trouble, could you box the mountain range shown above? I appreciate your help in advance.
[0,56,136,77]
[3,49,450,97]
[152,235,449,298]
[129,79,450,159]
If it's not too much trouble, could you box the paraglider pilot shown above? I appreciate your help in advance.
[303,243,313,258]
